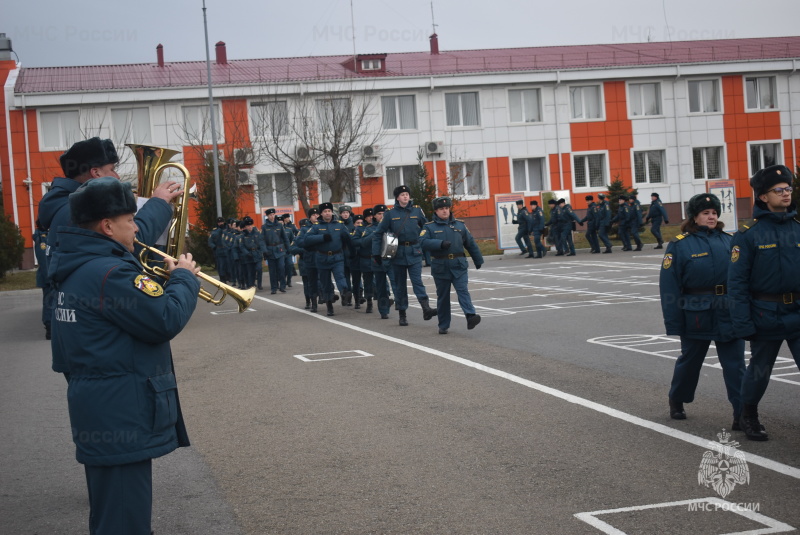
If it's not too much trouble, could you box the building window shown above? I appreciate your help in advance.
[251,101,289,137]
[629,82,662,117]
[316,98,351,131]
[745,76,777,110]
[385,165,418,198]
[573,153,606,189]
[257,172,295,207]
[40,110,80,149]
[692,147,723,180]
[182,104,221,143]
[688,80,720,113]
[361,59,382,71]
[111,108,151,144]
[381,96,417,130]
[633,150,666,184]
[319,168,358,204]
[450,161,485,196]
[569,85,602,120]
[750,143,781,174]
[512,158,545,191]
[445,92,480,127]
[509,89,542,123]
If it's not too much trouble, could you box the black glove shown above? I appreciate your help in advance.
[440,240,451,250]
[323,233,332,242]
[474,263,482,270]
[512,219,518,225]
[578,221,583,227]
[372,255,382,266]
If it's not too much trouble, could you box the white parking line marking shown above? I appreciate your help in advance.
[253,295,800,481]
[293,349,374,362]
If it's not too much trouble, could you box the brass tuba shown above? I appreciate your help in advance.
[127,144,254,313]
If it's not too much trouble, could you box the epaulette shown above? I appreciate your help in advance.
[424,220,435,226]
[670,233,688,243]
[739,219,758,233]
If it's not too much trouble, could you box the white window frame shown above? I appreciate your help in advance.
[39,109,81,150]
[381,95,418,130]
[687,78,722,115]
[361,59,382,71]
[744,75,778,111]
[692,146,725,180]
[318,168,359,206]
[568,84,604,121]
[181,104,223,143]
[257,172,296,208]
[571,151,609,192]
[250,100,289,138]
[384,164,419,202]
[747,141,783,177]
[510,157,547,193]
[628,82,663,118]
[111,107,152,144]
[315,97,352,132]
[508,88,543,124]
[448,160,487,199]
[444,91,481,127]
[632,149,667,185]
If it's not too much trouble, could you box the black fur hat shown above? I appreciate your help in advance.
[307,208,320,217]
[515,199,524,205]
[750,164,794,196]
[362,208,374,217]
[319,202,334,212]
[530,200,538,206]
[242,216,254,226]
[393,185,410,198]
[265,208,276,215]
[69,176,137,224]
[433,196,452,210]
[60,138,119,179]
[686,193,721,218]
[373,204,388,214]
[585,195,594,201]
[547,199,556,205]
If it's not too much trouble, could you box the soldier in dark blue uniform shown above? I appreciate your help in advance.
[596,193,613,253]
[372,185,436,326]
[580,195,600,253]
[558,198,582,256]
[368,204,395,319]
[293,208,320,312]
[545,199,563,255]
[611,195,632,251]
[528,200,546,258]
[48,177,200,535]
[628,194,644,251]
[291,218,312,309]
[282,214,299,288]
[235,216,264,289]
[338,205,355,305]
[33,221,52,339]
[304,202,353,316]
[512,199,533,257]
[208,217,229,283]
[660,193,744,429]
[729,165,800,441]
[348,214,366,309]
[646,192,669,249]
[261,208,290,294]
[221,219,239,288]
[420,196,484,334]
[352,209,377,313]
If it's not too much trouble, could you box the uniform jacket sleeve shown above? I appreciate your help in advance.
[659,240,684,335]
[727,231,757,337]
[134,197,173,247]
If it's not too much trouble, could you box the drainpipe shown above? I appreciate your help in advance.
[789,59,797,173]
[672,66,686,219]
[22,94,35,254]
[429,76,438,197]
[554,70,564,190]
[4,68,19,227]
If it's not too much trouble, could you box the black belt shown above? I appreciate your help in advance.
[401,240,418,246]
[432,253,465,259]
[752,292,800,304]
[359,253,372,258]
[318,250,342,256]
[684,285,727,296]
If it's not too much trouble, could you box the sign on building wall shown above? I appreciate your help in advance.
[706,180,737,232]
[494,193,525,250]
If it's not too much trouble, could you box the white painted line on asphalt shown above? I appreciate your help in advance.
[210,307,257,315]
[253,295,800,481]
[293,349,374,363]
[575,497,794,534]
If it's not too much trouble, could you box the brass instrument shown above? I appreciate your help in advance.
[127,143,254,313]
[134,239,255,313]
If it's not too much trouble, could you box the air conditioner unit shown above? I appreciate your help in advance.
[295,145,312,162]
[204,149,223,163]
[425,141,444,156]
[296,166,318,181]
[237,169,256,185]
[234,147,255,167]
[362,144,381,159]
[362,162,384,178]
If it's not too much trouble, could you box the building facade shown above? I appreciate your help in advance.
[2,33,799,268]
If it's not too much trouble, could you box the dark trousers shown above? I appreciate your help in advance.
[629,224,643,248]
[515,229,532,254]
[241,261,257,288]
[42,283,54,327]
[651,221,663,244]
[742,337,800,405]
[531,231,545,255]
[434,271,476,330]
[669,337,745,417]
[350,268,362,296]
[597,225,612,249]
[305,267,319,298]
[617,225,631,249]
[360,270,375,299]
[214,253,228,282]
[560,227,575,254]
[585,224,599,252]
[84,459,152,535]
[284,255,295,285]
[319,261,348,302]
[374,269,392,315]
[266,257,286,291]
[392,262,428,311]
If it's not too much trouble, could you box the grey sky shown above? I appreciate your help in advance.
[5,0,799,68]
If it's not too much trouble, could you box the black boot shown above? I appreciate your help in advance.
[419,298,437,321]
[466,313,481,330]
[739,404,768,441]
[310,297,318,313]
[655,242,663,249]
[354,290,362,310]
[304,297,311,310]
[669,398,686,420]
[326,301,335,317]
[399,310,408,326]
[603,247,612,254]
[365,298,373,314]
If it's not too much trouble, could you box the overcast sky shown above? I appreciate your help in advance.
[5,0,800,68]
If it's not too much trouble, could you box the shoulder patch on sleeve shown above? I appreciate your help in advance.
[670,233,688,243]
[739,219,758,233]
[134,274,164,297]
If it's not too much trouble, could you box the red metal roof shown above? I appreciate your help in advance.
[14,37,800,94]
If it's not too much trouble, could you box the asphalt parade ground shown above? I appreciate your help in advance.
[4,248,800,534]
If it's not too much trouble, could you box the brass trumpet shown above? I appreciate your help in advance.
[134,239,255,313]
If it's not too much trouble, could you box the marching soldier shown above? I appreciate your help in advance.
[368,205,394,319]
[294,208,321,312]
[304,203,353,316]
[352,209,377,313]
[611,195,632,251]
[235,216,264,290]
[282,214,299,288]
[512,199,533,257]
[558,198,582,256]
[545,199,563,255]
[420,196,484,334]
[528,200,546,258]
[596,193,613,253]
[628,195,644,251]
[262,208,290,294]
[208,217,228,283]
[646,192,669,249]
[580,195,601,254]
[34,220,52,339]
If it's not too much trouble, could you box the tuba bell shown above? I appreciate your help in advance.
[127,144,254,313]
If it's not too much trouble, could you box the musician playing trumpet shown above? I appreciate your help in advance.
[49,177,200,535]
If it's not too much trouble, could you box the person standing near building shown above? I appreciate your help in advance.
[420,196,484,334]
[580,195,600,254]
[729,164,800,441]
[528,200,546,258]
[646,192,669,249]
[596,193,613,254]
[294,208,321,312]
[261,208,290,294]
[372,185,436,326]
[304,202,353,316]
[48,176,200,535]
[660,193,744,429]
[512,199,533,257]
